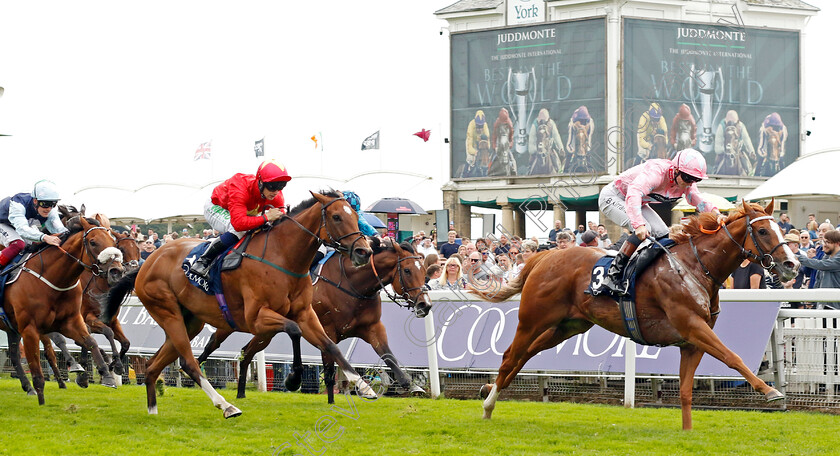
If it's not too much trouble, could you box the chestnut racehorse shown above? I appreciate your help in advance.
[474,200,799,430]
[196,236,432,403]
[100,191,375,418]
[1,216,125,405]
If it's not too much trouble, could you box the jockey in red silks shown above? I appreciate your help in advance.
[189,159,291,278]
[594,148,720,296]
[0,180,68,268]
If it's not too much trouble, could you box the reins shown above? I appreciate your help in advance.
[242,196,365,279]
[20,225,117,292]
[689,213,786,287]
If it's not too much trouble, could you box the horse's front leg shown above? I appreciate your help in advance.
[20,327,46,404]
[236,336,271,399]
[361,322,423,395]
[7,332,34,394]
[678,345,705,431]
[61,315,116,389]
[87,317,123,375]
[293,306,377,400]
[40,335,67,389]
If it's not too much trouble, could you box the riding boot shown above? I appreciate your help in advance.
[190,237,228,279]
[599,239,639,297]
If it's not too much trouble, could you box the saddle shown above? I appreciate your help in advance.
[586,238,676,345]
[0,251,33,334]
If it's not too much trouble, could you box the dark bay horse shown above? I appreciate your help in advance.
[474,201,799,430]
[100,191,375,418]
[55,206,141,385]
[1,216,125,405]
[196,237,432,403]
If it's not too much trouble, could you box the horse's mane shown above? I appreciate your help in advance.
[287,189,343,217]
[671,202,762,244]
[369,236,416,256]
[64,216,102,234]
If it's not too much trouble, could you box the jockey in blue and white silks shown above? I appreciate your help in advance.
[0,180,69,267]
[343,191,378,237]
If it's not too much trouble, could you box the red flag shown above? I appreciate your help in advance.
[413,129,431,142]
[194,141,211,160]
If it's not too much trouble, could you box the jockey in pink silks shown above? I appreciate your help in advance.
[594,148,721,296]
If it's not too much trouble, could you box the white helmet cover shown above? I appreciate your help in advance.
[32,180,61,201]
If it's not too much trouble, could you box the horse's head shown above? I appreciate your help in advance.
[114,229,141,274]
[311,191,372,267]
[387,240,431,318]
[65,216,125,284]
[725,199,799,282]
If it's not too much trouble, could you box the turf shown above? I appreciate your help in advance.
[0,377,837,456]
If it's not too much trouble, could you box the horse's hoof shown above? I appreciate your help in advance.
[408,384,427,396]
[38,395,45,406]
[27,388,36,396]
[68,363,85,373]
[236,391,246,399]
[76,373,89,389]
[101,375,118,389]
[112,361,124,376]
[224,406,242,419]
[479,383,493,399]
[765,389,785,402]
[284,372,302,392]
[59,383,67,390]
[482,408,493,420]
[355,378,378,400]
[148,406,158,415]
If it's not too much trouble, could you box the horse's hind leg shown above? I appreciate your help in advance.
[236,336,271,399]
[250,307,306,393]
[41,335,66,389]
[156,311,241,418]
[7,333,34,394]
[111,321,131,373]
[322,354,337,404]
[61,316,116,389]
[483,319,592,419]
[87,317,123,375]
[49,332,83,373]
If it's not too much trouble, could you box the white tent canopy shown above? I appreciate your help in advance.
[69,171,443,225]
[744,148,840,201]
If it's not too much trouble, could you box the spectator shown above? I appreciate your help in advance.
[140,239,157,260]
[796,229,840,309]
[799,230,814,251]
[731,258,766,289]
[510,236,522,251]
[430,256,467,290]
[548,220,563,247]
[805,220,818,240]
[423,253,439,271]
[777,212,793,234]
[464,242,478,257]
[438,230,460,259]
[588,221,597,232]
[596,224,611,248]
[555,232,573,250]
[494,234,512,256]
[417,238,438,258]
[574,224,586,244]
[580,230,599,247]
[457,244,467,258]
[508,253,525,282]
[495,253,512,280]
[522,240,539,260]
[479,248,495,267]
[425,264,442,285]
[782,232,807,308]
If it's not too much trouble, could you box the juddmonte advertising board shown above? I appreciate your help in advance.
[623,18,800,177]
[450,19,606,179]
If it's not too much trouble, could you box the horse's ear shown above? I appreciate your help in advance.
[742,199,751,213]
[79,216,92,230]
[764,198,775,216]
[95,213,111,229]
[310,191,327,205]
[79,204,86,217]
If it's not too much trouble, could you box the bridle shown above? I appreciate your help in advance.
[690,213,786,287]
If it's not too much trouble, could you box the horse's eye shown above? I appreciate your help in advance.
[404,268,411,275]
[758,228,768,236]
[89,241,97,247]
[332,214,342,222]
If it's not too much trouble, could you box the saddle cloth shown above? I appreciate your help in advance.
[585,238,676,345]
[0,252,32,333]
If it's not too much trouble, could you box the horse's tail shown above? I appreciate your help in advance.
[471,250,552,303]
[99,269,139,323]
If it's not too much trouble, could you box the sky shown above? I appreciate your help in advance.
[0,1,836,228]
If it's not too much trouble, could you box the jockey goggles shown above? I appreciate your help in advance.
[37,200,58,208]
[679,172,702,184]
[262,181,286,192]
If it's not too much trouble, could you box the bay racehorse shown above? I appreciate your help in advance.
[474,200,799,430]
[1,216,125,404]
[196,236,431,403]
[56,206,141,385]
[100,191,375,418]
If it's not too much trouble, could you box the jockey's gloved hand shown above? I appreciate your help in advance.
[634,225,649,241]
